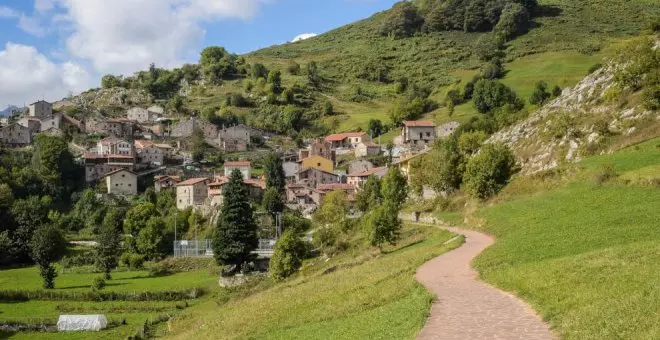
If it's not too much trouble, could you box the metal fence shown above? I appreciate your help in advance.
[173,239,276,258]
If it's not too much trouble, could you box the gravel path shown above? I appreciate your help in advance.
[416,227,556,340]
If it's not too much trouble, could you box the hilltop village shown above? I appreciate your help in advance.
[0,99,460,216]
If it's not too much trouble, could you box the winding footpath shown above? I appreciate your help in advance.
[416,227,556,340]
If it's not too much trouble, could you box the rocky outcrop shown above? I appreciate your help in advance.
[54,88,153,111]
[488,66,659,173]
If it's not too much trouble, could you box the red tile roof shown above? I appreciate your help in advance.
[209,176,266,190]
[224,161,251,167]
[154,175,181,182]
[325,132,366,142]
[176,178,209,186]
[403,120,435,127]
[348,166,388,178]
[134,140,154,149]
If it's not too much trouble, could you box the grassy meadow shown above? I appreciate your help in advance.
[468,138,660,340]
[168,224,462,340]
[0,264,219,339]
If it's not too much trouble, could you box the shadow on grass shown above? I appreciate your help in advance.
[0,330,14,339]
[381,239,425,255]
[58,282,128,290]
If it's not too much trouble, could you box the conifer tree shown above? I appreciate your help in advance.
[263,152,285,191]
[212,169,258,274]
[97,208,122,279]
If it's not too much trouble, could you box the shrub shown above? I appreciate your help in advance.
[594,164,617,186]
[120,253,145,270]
[530,81,551,105]
[269,230,309,281]
[482,58,505,80]
[464,144,518,199]
[473,79,523,114]
[494,3,530,41]
[380,2,423,38]
[547,112,577,139]
[552,85,563,97]
[286,61,301,75]
[473,34,504,62]
[642,85,660,110]
[91,276,106,291]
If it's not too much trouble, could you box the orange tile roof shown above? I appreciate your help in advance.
[403,120,435,127]
[176,178,209,186]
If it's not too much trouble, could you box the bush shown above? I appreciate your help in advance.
[473,34,504,62]
[529,81,551,105]
[482,58,505,80]
[464,144,518,199]
[642,85,660,110]
[380,2,423,38]
[120,253,145,270]
[269,230,309,281]
[594,164,617,186]
[91,276,106,291]
[494,2,530,41]
[0,288,206,302]
[473,79,523,114]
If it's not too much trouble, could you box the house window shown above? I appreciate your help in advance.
[426,132,431,137]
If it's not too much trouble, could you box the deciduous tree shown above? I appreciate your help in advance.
[30,224,65,289]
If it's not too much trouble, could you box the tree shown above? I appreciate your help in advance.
[200,46,236,84]
[368,119,384,138]
[482,58,505,80]
[267,70,283,94]
[464,144,518,199]
[263,187,284,217]
[136,217,169,260]
[314,190,348,228]
[426,137,466,193]
[356,175,382,212]
[474,34,504,61]
[32,134,81,200]
[97,209,123,279]
[123,202,157,239]
[190,127,206,162]
[101,74,122,88]
[263,152,285,191]
[529,81,551,105]
[380,1,423,38]
[367,201,402,250]
[11,196,52,263]
[30,224,65,289]
[458,131,489,155]
[286,61,301,75]
[251,63,269,79]
[381,167,408,209]
[473,79,523,114]
[494,3,530,41]
[552,85,563,97]
[212,169,258,273]
[269,229,307,280]
[306,61,321,88]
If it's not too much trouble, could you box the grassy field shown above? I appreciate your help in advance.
[168,224,462,340]
[0,267,219,339]
[470,138,660,340]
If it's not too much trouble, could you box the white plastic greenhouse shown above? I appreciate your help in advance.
[57,315,108,332]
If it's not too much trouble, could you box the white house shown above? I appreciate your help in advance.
[127,108,155,123]
[402,120,436,146]
[104,169,138,196]
[354,141,381,158]
[176,178,210,210]
[347,166,388,188]
[325,132,368,149]
[224,161,251,180]
[97,137,134,157]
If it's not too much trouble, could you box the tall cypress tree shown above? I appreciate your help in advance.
[263,152,286,191]
[212,169,258,273]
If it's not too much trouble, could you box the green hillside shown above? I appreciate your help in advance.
[470,138,660,339]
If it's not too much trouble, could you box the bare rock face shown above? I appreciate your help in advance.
[487,66,659,174]
[54,88,153,110]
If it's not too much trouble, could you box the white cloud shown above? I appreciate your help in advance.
[0,6,19,18]
[0,42,93,107]
[55,0,268,75]
[291,33,317,43]
[18,14,47,37]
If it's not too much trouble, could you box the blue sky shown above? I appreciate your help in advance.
[0,0,399,107]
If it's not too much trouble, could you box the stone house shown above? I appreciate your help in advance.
[285,184,313,204]
[16,118,42,134]
[354,141,381,158]
[348,159,374,175]
[84,153,135,182]
[98,137,134,157]
[224,161,251,180]
[171,118,217,139]
[106,118,136,138]
[127,108,155,123]
[300,155,333,173]
[154,143,176,157]
[147,105,164,116]
[28,100,53,119]
[296,167,339,188]
[154,175,181,192]
[135,140,164,166]
[220,138,248,153]
[299,139,336,163]
[208,176,266,207]
[103,169,137,196]
[347,166,388,188]
[311,183,357,206]
[402,120,436,146]
[325,132,368,149]
[176,178,210,210]
[0,123,32,146]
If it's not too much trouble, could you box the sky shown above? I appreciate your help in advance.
[0,0,399,108]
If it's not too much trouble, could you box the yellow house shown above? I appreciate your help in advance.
[301,155,333,173]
